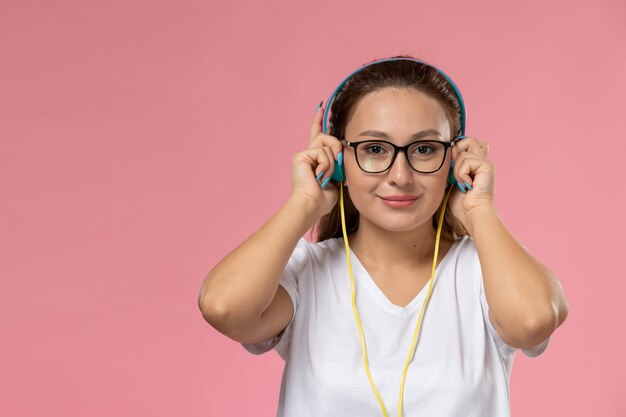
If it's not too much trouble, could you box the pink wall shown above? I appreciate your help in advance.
[1,0,624,416]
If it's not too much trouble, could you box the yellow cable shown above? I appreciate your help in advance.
[339,181,455,417]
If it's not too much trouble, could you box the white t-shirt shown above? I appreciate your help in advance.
[241,235,550,417]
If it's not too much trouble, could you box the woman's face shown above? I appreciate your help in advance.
[343,87,452,233]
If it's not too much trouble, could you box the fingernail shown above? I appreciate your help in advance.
[457,182,466,193]
[315,100,323,113]
[338,152,343,167]
[321,177,331,189]
[464,182,473,191]
[315,171,324,181]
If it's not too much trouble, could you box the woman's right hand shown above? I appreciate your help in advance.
[290,102,344,219]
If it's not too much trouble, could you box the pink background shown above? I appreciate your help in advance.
[1,0,624,416]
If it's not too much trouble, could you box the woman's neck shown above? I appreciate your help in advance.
[347,219,449,271]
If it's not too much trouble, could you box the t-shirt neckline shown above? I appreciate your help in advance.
[334,236,462,316]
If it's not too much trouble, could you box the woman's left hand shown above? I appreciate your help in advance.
[447,136,495,236]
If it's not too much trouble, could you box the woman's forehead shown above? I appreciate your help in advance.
[346,88,451,140]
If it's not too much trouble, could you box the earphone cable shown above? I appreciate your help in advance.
[338,182,455,417]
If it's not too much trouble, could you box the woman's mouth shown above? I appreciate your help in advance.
[379,195,418,208]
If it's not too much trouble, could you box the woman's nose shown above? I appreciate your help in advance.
[387,151,414,186]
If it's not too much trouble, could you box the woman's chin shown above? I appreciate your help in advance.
[374,216,430,233]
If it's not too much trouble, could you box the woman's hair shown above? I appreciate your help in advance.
[311,54,469,243]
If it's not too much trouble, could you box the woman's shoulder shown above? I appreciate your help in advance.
[453,234,478,256]
[297,236,342,256]
[290,236,346,268]
[454,234,475,250]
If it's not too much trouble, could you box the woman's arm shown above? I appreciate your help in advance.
[198,195,318,341]
[199,103,343,343]
[466,204,569,350]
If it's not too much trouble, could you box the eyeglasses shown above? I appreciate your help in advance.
[341,137,463,174]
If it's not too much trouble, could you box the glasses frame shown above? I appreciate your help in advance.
[341,136,465,174]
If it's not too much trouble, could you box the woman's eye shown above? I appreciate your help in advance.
[364,144,388,154]
[413,145,434,154]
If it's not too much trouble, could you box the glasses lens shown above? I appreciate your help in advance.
[407,141,446,173]
[356,141,395,172]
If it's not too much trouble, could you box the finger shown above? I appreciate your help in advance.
[309,101,324,145]
[480,141,489,157]
[471,137,489,157]
[300,145,331,181]
[454,155,485,187]
[453,137,487,159]
[319,145,336,183]
[309,133,343,163]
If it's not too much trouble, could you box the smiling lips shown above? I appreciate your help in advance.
[379,195,418,208]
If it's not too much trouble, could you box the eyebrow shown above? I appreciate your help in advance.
[357,129,442,140]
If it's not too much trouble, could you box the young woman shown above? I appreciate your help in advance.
[198,55,569,417]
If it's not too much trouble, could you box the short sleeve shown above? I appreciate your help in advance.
[464,236,550,359]
[240,237,309,360]
[479,277,550,358]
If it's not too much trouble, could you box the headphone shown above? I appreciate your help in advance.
[322,57,466,187]
[319,57,467,417]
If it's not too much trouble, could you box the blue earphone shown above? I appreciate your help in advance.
[321,57,467,187]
